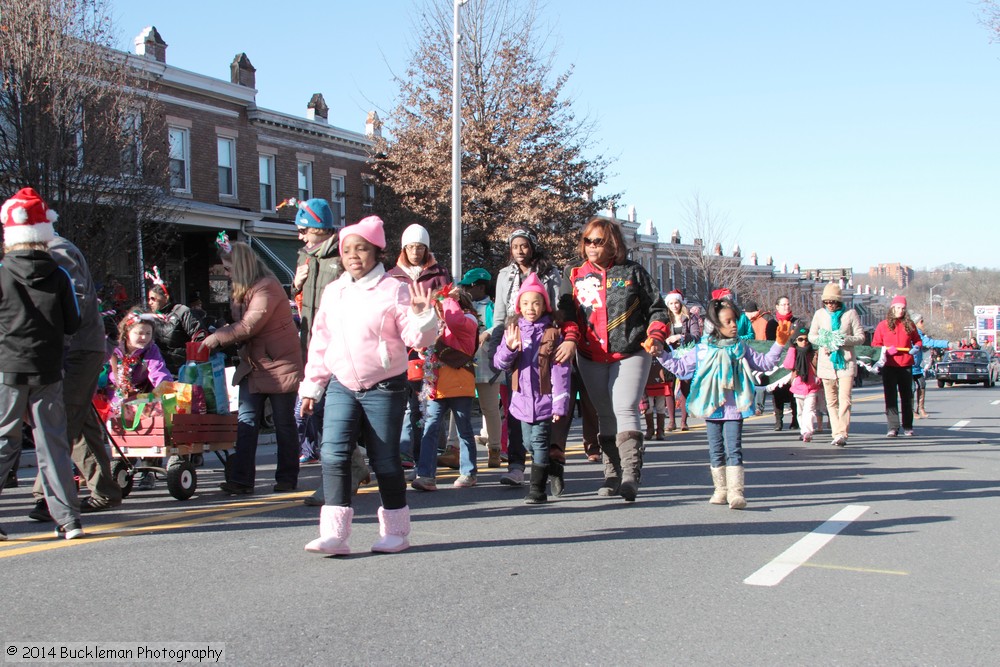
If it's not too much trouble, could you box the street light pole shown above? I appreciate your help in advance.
[929,282,944,319]
[450,0,468,281]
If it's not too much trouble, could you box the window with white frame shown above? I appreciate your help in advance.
[259,154,275,211]
[217,137,236,197]
[330,174,346,226]
[297,161,312,201]
[121,111,142,177]
[168,126,190,192]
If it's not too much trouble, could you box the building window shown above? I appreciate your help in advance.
[297,161,312,201]
[259,155,275,211]
[217,137,236,197]
[330,175,346,226]
[168,126,190,192]
[362,179,375,210]
[121,111,142,177]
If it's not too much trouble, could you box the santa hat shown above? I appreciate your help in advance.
[515,273,551,313]
[2,188,58,246]
[339,215,386,254]
[891,295,907,308]
[664,290,683,305]
[711,288,732,300]
[401,223,431,250]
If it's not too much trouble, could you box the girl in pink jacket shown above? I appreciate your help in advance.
[298,216,437,556]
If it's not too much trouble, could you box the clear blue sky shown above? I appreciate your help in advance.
[115,0,1000,274]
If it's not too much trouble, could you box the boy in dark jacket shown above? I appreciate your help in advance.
[0,188,82,540]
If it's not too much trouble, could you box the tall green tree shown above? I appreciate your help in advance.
[0,0,176,284]
[371,0,616,274]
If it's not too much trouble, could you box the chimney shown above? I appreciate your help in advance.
[645,219,657,236]
[732,244,741,258]
[627,205,636,223]
[134,26,167,63]
[712,242,722,256]
[750,252,758,265]
[365,110,382,139]
[231,53,256,88]
[671,229,681,244]
[307,94,329,123]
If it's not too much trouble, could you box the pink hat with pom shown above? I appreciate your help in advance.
[339,215,386,255]
[2,187,58,246]
[891,295,907,308]
[515,273,551,313]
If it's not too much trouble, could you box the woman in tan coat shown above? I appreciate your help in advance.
[203,242,304,494]
[808,283,865,447]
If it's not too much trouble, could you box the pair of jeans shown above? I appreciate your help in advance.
[229,382,299,488]
[705,419,744,467]
[416,396,477,478]
[322,374,407,509]
[398,379,424,461]
[520,419,552,467]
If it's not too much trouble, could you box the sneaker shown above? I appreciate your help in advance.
[299,455,319,465]
[219,481,254,495]
[587,454,602,463]
[886,429,898,438]
[400,455,415,470]
[272,482,297,493]
[453,474,477,488]
[802,433,812,443]
[903,429,915,437]
[499,469,524,486]
[54,519,84,540]
[80,497,120,513]
[831,436,847,447]
[136,473,156,491]
[28,499,53,522]
[411,476,437,492]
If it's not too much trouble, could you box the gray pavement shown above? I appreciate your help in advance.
[1,383,998,665]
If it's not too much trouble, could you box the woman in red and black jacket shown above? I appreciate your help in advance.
[871,295,922,437]
[560,216,668,502]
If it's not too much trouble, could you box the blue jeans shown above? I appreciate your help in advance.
[322,374,407,509]
[520,419,552,467]
[398,379,423,461]
[229,382,299,487]
[416,397,477,478]
[705,419,744,467]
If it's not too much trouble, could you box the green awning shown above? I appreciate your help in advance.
[248,236,300,286]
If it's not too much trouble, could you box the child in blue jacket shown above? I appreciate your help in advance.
[492,274,571,504]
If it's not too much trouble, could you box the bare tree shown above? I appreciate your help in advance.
[668,193,751,304]
[0,0,176,288]
[979,0,1000,42]
[370,0,616,273]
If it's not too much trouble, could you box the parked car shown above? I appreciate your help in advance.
[935,349,999,388]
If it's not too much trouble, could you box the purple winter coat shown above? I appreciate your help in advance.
[109,342,173,395]
[492,315,571,423]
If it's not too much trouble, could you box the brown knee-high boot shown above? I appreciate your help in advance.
[616,430,644,502]
[596,434,620,497]
[665,396,677,431]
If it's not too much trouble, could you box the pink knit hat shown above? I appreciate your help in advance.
[339,215,386,254]
[891,295,907,308]
[514,273,551,313]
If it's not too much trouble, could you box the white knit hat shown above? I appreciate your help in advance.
[400,223,430,250]
[1,187,57,246]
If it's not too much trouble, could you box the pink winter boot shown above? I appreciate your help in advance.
[304,505,353,555]
[371,506,411,553]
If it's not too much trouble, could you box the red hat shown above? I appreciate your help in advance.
[891,295,907,308]
[1,187,58,246]
[711,288,732,300]
[664,290,683,305]
[515,273,551,313]
[339,215,387,254]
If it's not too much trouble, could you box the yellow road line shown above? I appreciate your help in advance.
[801,562,908,575]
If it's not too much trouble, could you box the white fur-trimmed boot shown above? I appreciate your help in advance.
[709,466,727,505]
[725,465,747,510]
[371,506,411,553]
[304,505,353,555]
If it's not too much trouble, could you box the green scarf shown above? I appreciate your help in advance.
[829,308,847,371]
[687,338,756,419]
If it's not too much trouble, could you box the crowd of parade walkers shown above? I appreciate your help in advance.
[0,188,970,553]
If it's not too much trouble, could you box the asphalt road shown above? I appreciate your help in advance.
[1,382,998,666]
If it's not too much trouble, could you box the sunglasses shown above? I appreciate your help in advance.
[822,300,839,305]
[297,227,312,234]
[796,337,808,342]
[583,237,606,247]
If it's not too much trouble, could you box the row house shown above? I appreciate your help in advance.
[130,27,375,320]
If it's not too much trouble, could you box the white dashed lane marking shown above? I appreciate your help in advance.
[949,420,971,430]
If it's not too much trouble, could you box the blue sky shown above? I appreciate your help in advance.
[115,1,1000,273]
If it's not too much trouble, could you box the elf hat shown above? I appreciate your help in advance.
[339,215,387,254]
[664,290,684,305]
[2,188,57,246]
[401,223,431,250]
[515,273,551,313]
[295,198,335,229]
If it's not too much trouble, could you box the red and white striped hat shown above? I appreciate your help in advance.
[1,187,58,246]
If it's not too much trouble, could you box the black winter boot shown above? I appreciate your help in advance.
[773,410,783,431]
[525,465,548,504]
[548,461,565,497]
